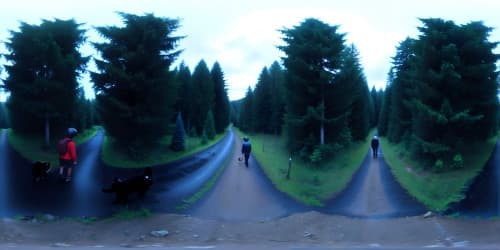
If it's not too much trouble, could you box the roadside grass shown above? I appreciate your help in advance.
[381,134,498,212]
[234,128,374,207]
[175,139,235,211]
[101,131,226,168]
[7,126,99,168]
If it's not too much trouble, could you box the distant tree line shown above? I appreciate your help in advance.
[0,13,231,158]
[235,18,380,164]
[378,18,499,171]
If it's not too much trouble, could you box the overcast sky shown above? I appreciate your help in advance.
[0,0,498,101]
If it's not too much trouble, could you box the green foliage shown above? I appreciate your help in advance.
[0,102,9,128]
[191,60,214,135]
[200,129,208,145]
[211,62,230,134]
[174,62,193,132]
[280,18,356,155]
[92,13,181,159]
[204,110,216,140]
[170,112,186,151]
[3,19,87,143]
[107,208,152,221]
[238,87,255,132]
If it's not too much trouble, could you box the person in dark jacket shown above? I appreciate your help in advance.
[371,135,379,159]
[58,128,78,182]
[241,136,252,167]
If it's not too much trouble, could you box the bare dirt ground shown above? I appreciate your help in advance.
[1,212,500,249]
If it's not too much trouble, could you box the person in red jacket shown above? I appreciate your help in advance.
[58,128,78,182]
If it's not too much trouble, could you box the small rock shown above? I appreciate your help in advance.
[150,230,169,237]
[137,235,146,241]
[193,234,199,238]
[423,211,434,218]
[304,232,313,238]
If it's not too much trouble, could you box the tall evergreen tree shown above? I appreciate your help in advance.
[3,19,87,146]
[253,67,273,133]
[175,62,194,132]
[170,112,186,151]
[344,45,370,141]
[378,70,394,136]
[279,18,346,153]
[369,87,379,128]
[204,109,216,140]
[211,62,230,133]
[239,87,255,132]
[92,13,182,158]
[0,101,9,128]
[268,61,286,134]
[411,18,498,168]
[387,38,416,143]
[191,60,214,135]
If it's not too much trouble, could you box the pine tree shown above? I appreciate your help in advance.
[0,102,9,128]
[253,67,273,133]
[175,62,194,132]
[170,112,186,151]
[92,13,182,158]
[378,70,394,136]
[279,18,346,153]
[268,61,286,134]
[204,109,216,140]
[387,38,415,143]
[191,60,214,135]
[211,62,230,134]
[3,19,87,145]
[344,45,370,141]
[239,87,255,132]
[411,18,498,168]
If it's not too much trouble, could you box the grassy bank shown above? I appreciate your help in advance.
[381,135,498,212]
[235,128,373,206]
[101,131,227,168]
[7,126,99,167]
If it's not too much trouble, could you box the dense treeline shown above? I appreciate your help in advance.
[0,13,231,159]
[235,18,375,163]
[1,19,92,146]
[379,18,499,171]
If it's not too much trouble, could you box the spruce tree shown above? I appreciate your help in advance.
[170,112,186,151]
[175,62,193,132]
[211,62,230,134]
[411,18,498,169]
[387,38,415,143]
[204,109,216,140]
[253,67,273,133]
[239,87,255,132]
[92,13,182,158]
[279,18,346,153]
[268,61,286,134]
[343,45,370,141]
[191,60,214,135]
[3,19,87,145]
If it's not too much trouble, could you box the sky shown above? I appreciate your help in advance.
[0,0,498,101]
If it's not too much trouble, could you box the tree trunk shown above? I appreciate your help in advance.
[44,113,50,147]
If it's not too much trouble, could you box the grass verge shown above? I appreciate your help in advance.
[175,138,235,211]
[7,126,99,167]
[103,208,152,222]
[234,128,374,207]
[101,131,227,168]
[380,134,498,212]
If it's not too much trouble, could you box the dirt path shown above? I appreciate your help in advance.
[188,130,307,221]
[323,148,425,218]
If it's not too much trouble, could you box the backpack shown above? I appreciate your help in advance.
[57,138,71,155]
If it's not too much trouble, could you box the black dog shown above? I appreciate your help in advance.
[102,167,153,204]
[32,161,51,182]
